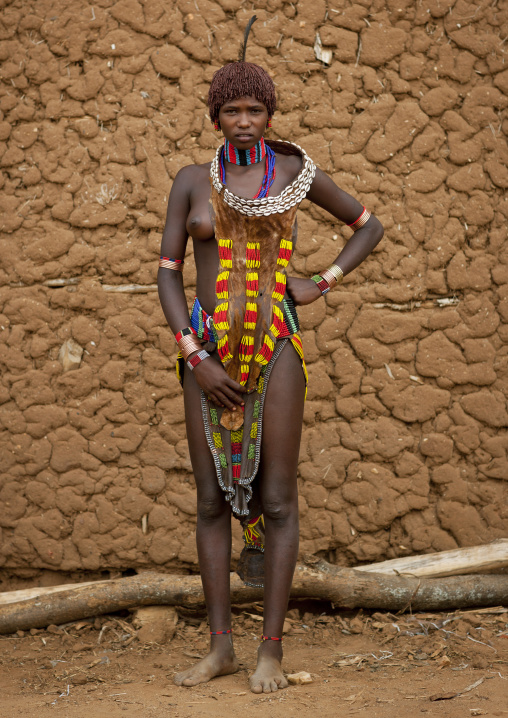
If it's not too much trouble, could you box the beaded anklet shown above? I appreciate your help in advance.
[210,629,232,635]
[261,635,282,642]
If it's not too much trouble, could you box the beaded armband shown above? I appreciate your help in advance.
[187,349,210,371]
[348,207,371,231]
[159,256,184,271]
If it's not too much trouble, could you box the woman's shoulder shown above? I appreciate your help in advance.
[173,161,212,189]
[273,149,304,187]
[274,151,302,169]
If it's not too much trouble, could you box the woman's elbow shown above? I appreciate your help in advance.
[372,215,384,245]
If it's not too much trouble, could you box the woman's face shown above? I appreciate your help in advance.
[218,95,269,148]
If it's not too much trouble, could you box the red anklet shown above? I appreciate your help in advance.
[262,635,282,641]
[210,629,231,635]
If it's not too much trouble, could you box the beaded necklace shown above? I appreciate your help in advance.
[219,137,276,200]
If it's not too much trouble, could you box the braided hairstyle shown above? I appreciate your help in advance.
[207,16,276,127]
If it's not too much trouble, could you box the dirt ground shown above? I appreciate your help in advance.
[1,602,507,718]
[1,0,508,578]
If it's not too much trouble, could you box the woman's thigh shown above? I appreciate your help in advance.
[182,365,226,507]
[258,340,306,507]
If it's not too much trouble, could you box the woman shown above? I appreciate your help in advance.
[158,19,384,694]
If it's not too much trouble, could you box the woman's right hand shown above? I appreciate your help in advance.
[191,357,244,410]
[286,276,322,306]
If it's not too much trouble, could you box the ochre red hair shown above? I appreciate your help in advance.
[208,62,277,125]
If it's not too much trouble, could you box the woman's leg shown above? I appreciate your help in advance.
[249,341,306,693]
[174,366,239,686]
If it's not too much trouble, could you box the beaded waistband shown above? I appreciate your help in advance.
[191,298,219,342]
[190,296,299,343]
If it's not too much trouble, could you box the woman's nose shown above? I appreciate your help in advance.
[237,113,251,127]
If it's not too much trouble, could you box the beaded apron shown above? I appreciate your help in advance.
[178,142,315,521]
[178,297,307,519]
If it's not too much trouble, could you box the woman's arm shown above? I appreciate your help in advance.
[287,167,384,305]
[158,167,244,410]
[158,166,195,334]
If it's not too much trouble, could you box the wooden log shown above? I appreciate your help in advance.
[2,540,506,608]
[0,560,507,635]
[0,580,112,606]
[356,539,508,578]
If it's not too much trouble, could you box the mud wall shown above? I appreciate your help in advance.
[0,0,507,578]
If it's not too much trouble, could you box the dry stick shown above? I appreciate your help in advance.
[1,559,507,635]
[101,284,158,293]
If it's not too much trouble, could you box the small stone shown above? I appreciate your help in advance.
[437,655,451,669]
[349,618,364,634]
[46,624,62,634]
[58,338,83,371]
[283,619,292,634]
[71,674,87,685]
[287,671,313,685]
[133,606,178,644]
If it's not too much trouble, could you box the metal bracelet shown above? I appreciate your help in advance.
[159,257,184,271]
[326,263,344,283]
[178,334,202,361]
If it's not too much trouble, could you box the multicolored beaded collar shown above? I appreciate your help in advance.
[224,137,266,165]
[219,137,276,199]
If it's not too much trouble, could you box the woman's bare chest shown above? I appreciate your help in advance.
[186,153,301,242]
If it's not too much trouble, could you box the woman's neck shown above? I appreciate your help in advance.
[224,137,266,166]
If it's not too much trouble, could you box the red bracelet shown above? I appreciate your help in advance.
[311,274,331,295]
[187,350,210,370]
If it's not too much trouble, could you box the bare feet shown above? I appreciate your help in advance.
[174,641,239,687]
[249,640,288,694]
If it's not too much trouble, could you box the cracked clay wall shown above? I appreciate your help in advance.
[0,0,508,581]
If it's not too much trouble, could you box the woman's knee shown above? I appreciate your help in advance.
[197,492,229,523]
[262,489,298,525]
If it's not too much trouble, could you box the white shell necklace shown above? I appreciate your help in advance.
[210,141,316,217]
